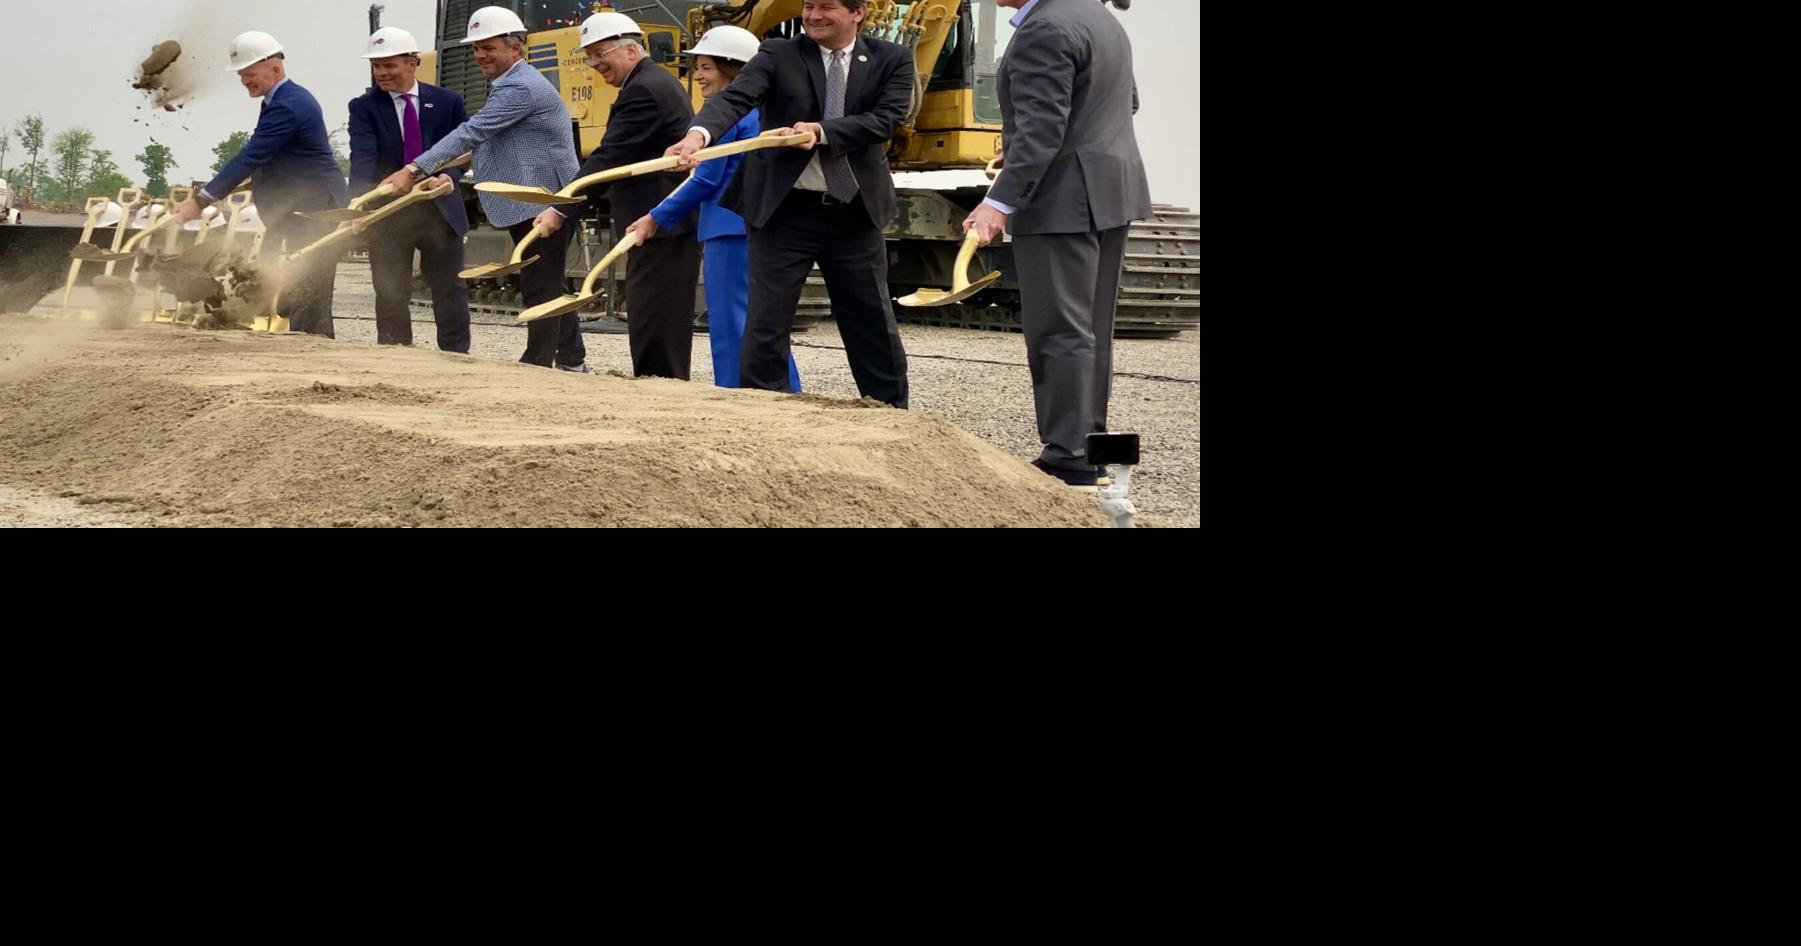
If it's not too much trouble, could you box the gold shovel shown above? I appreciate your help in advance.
[516,231,639,324]
[896,229,1002,307]
[302,152,472,224]
[65,189,145,266]
[460,224,547,279]
[102,189,148,275]
[58,197,114,318]
[897,151,1005,307]
[477,130,814,206]
[283,177,456,264]
[260,178,457,331]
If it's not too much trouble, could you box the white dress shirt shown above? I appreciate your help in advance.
[686,38,857,193]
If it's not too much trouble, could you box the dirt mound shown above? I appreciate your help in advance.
[272,381,438,406]
[0,317,1105,528]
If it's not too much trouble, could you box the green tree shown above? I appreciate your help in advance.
[15,115,46,193]
[7,161,44,202]
[50,129,96,203]
[0,126,13,180]
[211,131,251,174]
[136,142,175,198]
[84,150,134,201]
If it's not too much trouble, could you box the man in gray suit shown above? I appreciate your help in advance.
[381,6,585,371]
[965,0,1152,486]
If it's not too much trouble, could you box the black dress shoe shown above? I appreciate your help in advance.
[1032,458,1099,486]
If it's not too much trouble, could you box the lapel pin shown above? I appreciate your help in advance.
[858,55,868,62]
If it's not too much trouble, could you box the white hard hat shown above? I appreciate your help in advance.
[462,6,528,44]
[686,25,760,64]
[96,202,126,228]
[579,11,643,47]
[229,31,285,70]
[362,27,422,59]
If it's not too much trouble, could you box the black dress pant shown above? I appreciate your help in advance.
[624,232,701,380]
[509,220,585,368]
[265,211,340,338]
[744,191,908,407]
[369,202,471,353]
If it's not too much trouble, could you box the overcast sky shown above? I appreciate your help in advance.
[0,0,1196,210]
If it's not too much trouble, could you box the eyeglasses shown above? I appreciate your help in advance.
[585,44,629,66]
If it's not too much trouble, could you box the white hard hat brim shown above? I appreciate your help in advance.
[233,50,284,71]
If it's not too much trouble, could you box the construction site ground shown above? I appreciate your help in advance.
[1,257,1199,528]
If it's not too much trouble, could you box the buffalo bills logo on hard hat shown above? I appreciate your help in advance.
[471,21,480,29]
[374,38,386,45]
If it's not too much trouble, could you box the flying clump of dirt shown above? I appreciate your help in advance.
[132,40,194,111]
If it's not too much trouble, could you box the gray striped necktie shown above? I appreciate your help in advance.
[822,50,858,202]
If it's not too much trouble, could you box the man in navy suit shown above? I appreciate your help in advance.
[176,31,350,338]
[347,27,473,352]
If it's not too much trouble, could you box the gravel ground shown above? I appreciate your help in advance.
[326,263,1199,527]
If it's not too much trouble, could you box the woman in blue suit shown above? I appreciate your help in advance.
[626,26,800,391]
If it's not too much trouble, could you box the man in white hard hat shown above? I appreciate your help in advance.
[963,0,1151,487]
[176,31,350,338]
[532,12,698,381]
[346,27,474,353]
[379,6,585,372]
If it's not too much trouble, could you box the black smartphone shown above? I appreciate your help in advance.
[1086,433,1140,467]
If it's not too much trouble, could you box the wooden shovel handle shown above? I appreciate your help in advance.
[123,210,181,252]
[578,230,640,296]
[288,179,455,261]
[555,131,814,201]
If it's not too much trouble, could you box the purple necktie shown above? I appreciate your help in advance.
[402,93,423,165]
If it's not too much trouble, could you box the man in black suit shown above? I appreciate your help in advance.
[667,0,915,407]
[536,12,699,380]
[347,27,473,352]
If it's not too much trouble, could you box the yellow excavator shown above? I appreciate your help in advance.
[416,0,1196,336]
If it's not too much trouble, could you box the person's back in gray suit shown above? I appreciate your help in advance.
[970,0,1152,484]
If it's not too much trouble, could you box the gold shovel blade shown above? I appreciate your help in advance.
[517,293,595,323]
[458,255,540,280]
[895,270,1003,308]
[301,207,373,224]
[474,182,586,206]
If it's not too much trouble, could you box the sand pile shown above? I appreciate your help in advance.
[0,318,1105,528]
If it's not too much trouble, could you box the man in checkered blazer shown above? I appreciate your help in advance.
[384,6,584,370]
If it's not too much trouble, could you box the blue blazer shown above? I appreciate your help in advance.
[651,108,757,243]
[348,82,471,236]
[206,79,349,223]
[412,60,579,229]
